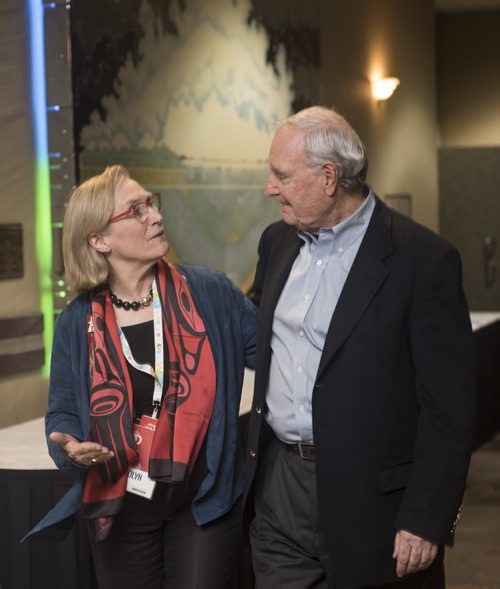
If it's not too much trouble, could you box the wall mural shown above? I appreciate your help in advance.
[71,0,320,288]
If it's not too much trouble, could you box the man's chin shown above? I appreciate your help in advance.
[281,210,298,227]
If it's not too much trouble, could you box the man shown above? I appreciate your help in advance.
[245,106,475,588]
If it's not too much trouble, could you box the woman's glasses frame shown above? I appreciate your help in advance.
[108,192,161,224]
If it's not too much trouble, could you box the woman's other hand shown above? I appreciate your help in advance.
[49,432,114,467]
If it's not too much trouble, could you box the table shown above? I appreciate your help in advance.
[0,417,96,589]
[471,313,500,448]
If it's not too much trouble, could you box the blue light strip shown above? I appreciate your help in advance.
[28,0,54,375]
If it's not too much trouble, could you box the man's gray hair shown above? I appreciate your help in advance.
[277,106,368,193]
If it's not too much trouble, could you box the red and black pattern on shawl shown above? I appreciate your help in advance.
[80,262,216,540]
[81,289,137,522]
[149,261,216,482]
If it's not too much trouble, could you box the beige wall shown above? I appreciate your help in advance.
[437,11,500,147]
[321,0,439,231]
[0,1,48,428]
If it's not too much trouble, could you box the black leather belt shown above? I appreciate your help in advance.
[281,439,315,460]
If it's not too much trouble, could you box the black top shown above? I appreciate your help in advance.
[120,320,167,418]
[121,319,207,492]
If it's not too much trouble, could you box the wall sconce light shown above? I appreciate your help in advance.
[371,77,400,101]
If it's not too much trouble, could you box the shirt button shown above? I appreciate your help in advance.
[255,406,263,414]
[297,366,303,373]
[249,449,256,458]
[298,330,304,337]
[299,404,305,413]
[304,294,310,301]
[338,247,344,253]
[316,260,322,266]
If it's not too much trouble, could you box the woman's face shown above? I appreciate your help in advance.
[99,177,169,269]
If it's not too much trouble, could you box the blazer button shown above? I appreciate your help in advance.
[249,449,256,458]
[255,406,263,414]
[450,505,462,534]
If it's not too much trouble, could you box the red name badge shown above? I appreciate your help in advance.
[127,415,157,499]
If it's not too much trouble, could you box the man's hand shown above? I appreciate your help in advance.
[393,529,438,577]
[50,432,114,467]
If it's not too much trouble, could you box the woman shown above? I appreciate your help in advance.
[28,165,256,588]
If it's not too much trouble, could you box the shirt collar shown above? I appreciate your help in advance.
[298,188,375,253]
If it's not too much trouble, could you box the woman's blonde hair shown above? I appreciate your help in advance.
[62,165,129,291]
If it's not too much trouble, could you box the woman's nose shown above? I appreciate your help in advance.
[149,206,163,223]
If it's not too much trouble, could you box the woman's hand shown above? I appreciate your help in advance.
[49,432,114,467]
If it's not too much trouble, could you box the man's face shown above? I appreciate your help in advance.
[264,126,335,233]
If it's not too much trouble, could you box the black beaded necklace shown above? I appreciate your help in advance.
[110,288,153,311]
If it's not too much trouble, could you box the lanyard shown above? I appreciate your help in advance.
[117,278,164,418]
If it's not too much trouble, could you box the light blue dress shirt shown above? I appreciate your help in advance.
[266,191,376,442]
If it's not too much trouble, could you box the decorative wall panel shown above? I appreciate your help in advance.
[71,0,320,288]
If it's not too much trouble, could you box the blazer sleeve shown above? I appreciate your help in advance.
[395,244,476,545]
[229,275,257,369]
[45,307,89,475]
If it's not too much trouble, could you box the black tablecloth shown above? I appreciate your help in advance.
[0,469,96,589]
[1,414,253,589]
[473,319,500,449]
[0,468,255,589]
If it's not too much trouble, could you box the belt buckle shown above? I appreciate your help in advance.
[297,441,315,460]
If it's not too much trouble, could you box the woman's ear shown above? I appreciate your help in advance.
[88,233,110,254]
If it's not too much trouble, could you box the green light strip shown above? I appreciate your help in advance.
[36,162,53,377]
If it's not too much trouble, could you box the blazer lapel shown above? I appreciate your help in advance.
[316,198,394,380]
[253,227,302,401]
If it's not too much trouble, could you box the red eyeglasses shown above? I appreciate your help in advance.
[108,193,161,224]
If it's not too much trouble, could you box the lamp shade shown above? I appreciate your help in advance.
[371,77,400,101]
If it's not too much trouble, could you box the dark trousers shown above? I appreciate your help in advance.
[88,484,241,589]
[250,437,445,589]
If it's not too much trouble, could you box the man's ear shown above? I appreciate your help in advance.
[88,232,110,254]
[323,161,338,196]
